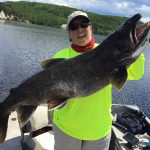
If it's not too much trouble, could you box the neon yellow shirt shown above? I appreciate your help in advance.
[53,44,145,140]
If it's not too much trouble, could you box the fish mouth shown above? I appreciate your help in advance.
[132,17,150,46]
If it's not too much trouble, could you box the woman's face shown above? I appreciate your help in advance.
[68,17,93,46]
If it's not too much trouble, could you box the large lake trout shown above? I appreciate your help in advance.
[0,13,150,143]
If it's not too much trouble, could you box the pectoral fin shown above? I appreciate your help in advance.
[16,105,38,127]
[48,99,68,111]
[109,67,127,90]
[41,58,65,69]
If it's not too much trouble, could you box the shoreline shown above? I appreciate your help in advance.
[0,19,5,22]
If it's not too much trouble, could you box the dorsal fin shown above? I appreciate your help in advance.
[41,58,65,69]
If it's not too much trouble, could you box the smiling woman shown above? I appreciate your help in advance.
[51,11,113,150]
[67,11,94,49]
[50,11,148,150]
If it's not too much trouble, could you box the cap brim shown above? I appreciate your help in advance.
[67,16,90,29]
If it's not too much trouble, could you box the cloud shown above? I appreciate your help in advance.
[65,0,150,22]
[141,17,150,22]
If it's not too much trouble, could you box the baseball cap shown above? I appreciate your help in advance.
[67,11,90,29]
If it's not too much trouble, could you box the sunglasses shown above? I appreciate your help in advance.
[69,21,91,31]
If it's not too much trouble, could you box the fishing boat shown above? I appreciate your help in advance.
[0,104,150,150]
[110,104,150,150]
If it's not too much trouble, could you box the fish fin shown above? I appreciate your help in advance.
[0,113,9,143]
[48,99,68,111]
[110,67,127,90]
[16,105,38,127]
[41,58,65,69]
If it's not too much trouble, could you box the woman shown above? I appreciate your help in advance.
[52,11,145,150]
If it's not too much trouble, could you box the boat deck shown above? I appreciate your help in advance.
[0,112,22,150]
[0,112,54,150]
[1,105,150,150]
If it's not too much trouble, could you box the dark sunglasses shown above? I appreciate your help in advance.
[69,21,91,31]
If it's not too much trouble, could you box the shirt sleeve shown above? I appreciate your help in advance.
[127,53,145,80]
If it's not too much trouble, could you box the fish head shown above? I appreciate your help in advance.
[113,13,150,65]
[104,14,150,90]
[115,13,141,52]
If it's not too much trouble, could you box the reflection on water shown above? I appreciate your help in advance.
[0,21,150,117]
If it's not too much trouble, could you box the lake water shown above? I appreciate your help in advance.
[0,21,150,117]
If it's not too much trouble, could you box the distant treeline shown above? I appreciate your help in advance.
[0,1,140,35]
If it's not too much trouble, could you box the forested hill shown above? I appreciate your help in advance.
[0,1,135,35]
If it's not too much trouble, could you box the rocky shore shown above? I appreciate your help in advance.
[0,10,29,23]
[0,10,13,21]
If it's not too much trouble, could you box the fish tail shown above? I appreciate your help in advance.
[0,103,9,144]
[0,112,9,143]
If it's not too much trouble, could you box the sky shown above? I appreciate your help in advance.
[1,0,150,22]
